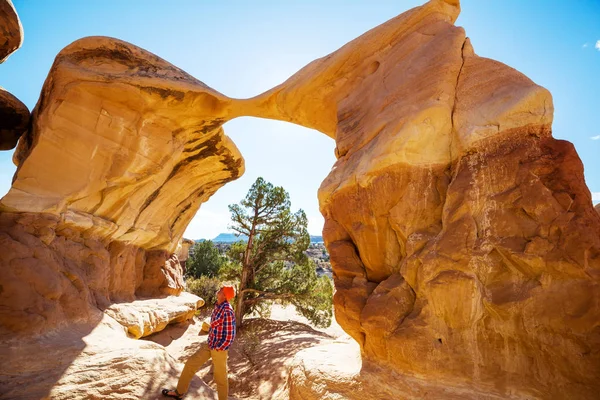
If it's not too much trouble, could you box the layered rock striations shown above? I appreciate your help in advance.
[0,37,244,337]
[0,0,22,63]
[0,34,240,399]
[4,37,244,252]
[1,0,599,398]
[246,0,600,398]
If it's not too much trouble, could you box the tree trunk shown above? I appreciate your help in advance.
[235,265,249,324]
[236,201,259,326]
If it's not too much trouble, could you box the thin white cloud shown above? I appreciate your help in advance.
[583,43,588,48]
[592,192,600,202]
[596,40,600,51]
[590,135,600,140]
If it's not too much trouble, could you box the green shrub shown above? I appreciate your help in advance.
[186,276,222,307]
[187,240,225,278]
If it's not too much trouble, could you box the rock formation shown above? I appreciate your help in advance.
[0,36,245,337]
[0,29,239,398]
[0,86,29,150]
[0,0,22,63]
[1,0,29,151]
[4,36,244,252]
[176,237,195,272]
[2,0,600,398]
[105,292,204,339]
[246,0,600,398]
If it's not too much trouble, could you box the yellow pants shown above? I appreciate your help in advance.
[176,342,229,400]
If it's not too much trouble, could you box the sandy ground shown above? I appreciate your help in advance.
[145,304,350,399]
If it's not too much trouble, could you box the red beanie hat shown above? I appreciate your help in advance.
[221,285,235,301]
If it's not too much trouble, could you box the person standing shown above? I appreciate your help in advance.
[162,285,236,400]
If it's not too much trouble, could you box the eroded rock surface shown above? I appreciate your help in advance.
[0,0,22,63]
[105,292,204,339]
[288,341,515,400]
[0,1,29,150]
[0,37,244,339]
[0,86,29,150]
[1,0,599,398]
[0,211,194,336]
[3,36,244,252]
[0,313,217,400]
[246,0,600,398]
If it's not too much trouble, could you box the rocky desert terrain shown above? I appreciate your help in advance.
[1,0,599,399]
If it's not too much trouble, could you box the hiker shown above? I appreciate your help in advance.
[162,285,237,400]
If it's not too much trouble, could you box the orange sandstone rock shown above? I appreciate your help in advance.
[3,36,244,253]
[0,1,29,150]
[0,37,242,336]
[0,0,22,63]
[1,0,599,398]
[246,0,600,398]
[104,292,204,339]
[0,86,29,150]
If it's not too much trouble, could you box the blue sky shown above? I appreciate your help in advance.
[1,0,598,240]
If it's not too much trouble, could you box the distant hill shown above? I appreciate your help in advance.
[310,235,323,243]
[208,233,323,243]
[211,233,246,243]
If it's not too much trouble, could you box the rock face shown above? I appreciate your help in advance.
[0,37,244,337]
[0,1,29,150]
[4,37,244,252]
[0,86,29,150]
[0,212,189,336]
[0,313,218,400]
[176,237,195,272]
[2,0,599,398]
[105,292,204,339]
[0,0,22,63]
[247,0,600,398]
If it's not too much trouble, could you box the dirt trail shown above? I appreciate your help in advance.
[145,304,350,400]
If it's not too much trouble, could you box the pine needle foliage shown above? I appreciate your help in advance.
[227,177,333,327]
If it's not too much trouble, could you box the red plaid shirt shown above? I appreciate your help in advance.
[207,300,236,351]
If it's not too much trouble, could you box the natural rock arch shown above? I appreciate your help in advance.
[1,0,599,398]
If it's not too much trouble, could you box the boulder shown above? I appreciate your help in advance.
[0,0,22,63]
[288,341,364,400]
[0,86,29,150]
[105,292,204,339]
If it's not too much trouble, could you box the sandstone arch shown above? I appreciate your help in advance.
[1,0,599,398]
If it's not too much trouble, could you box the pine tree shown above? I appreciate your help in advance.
[226,177,333,327]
